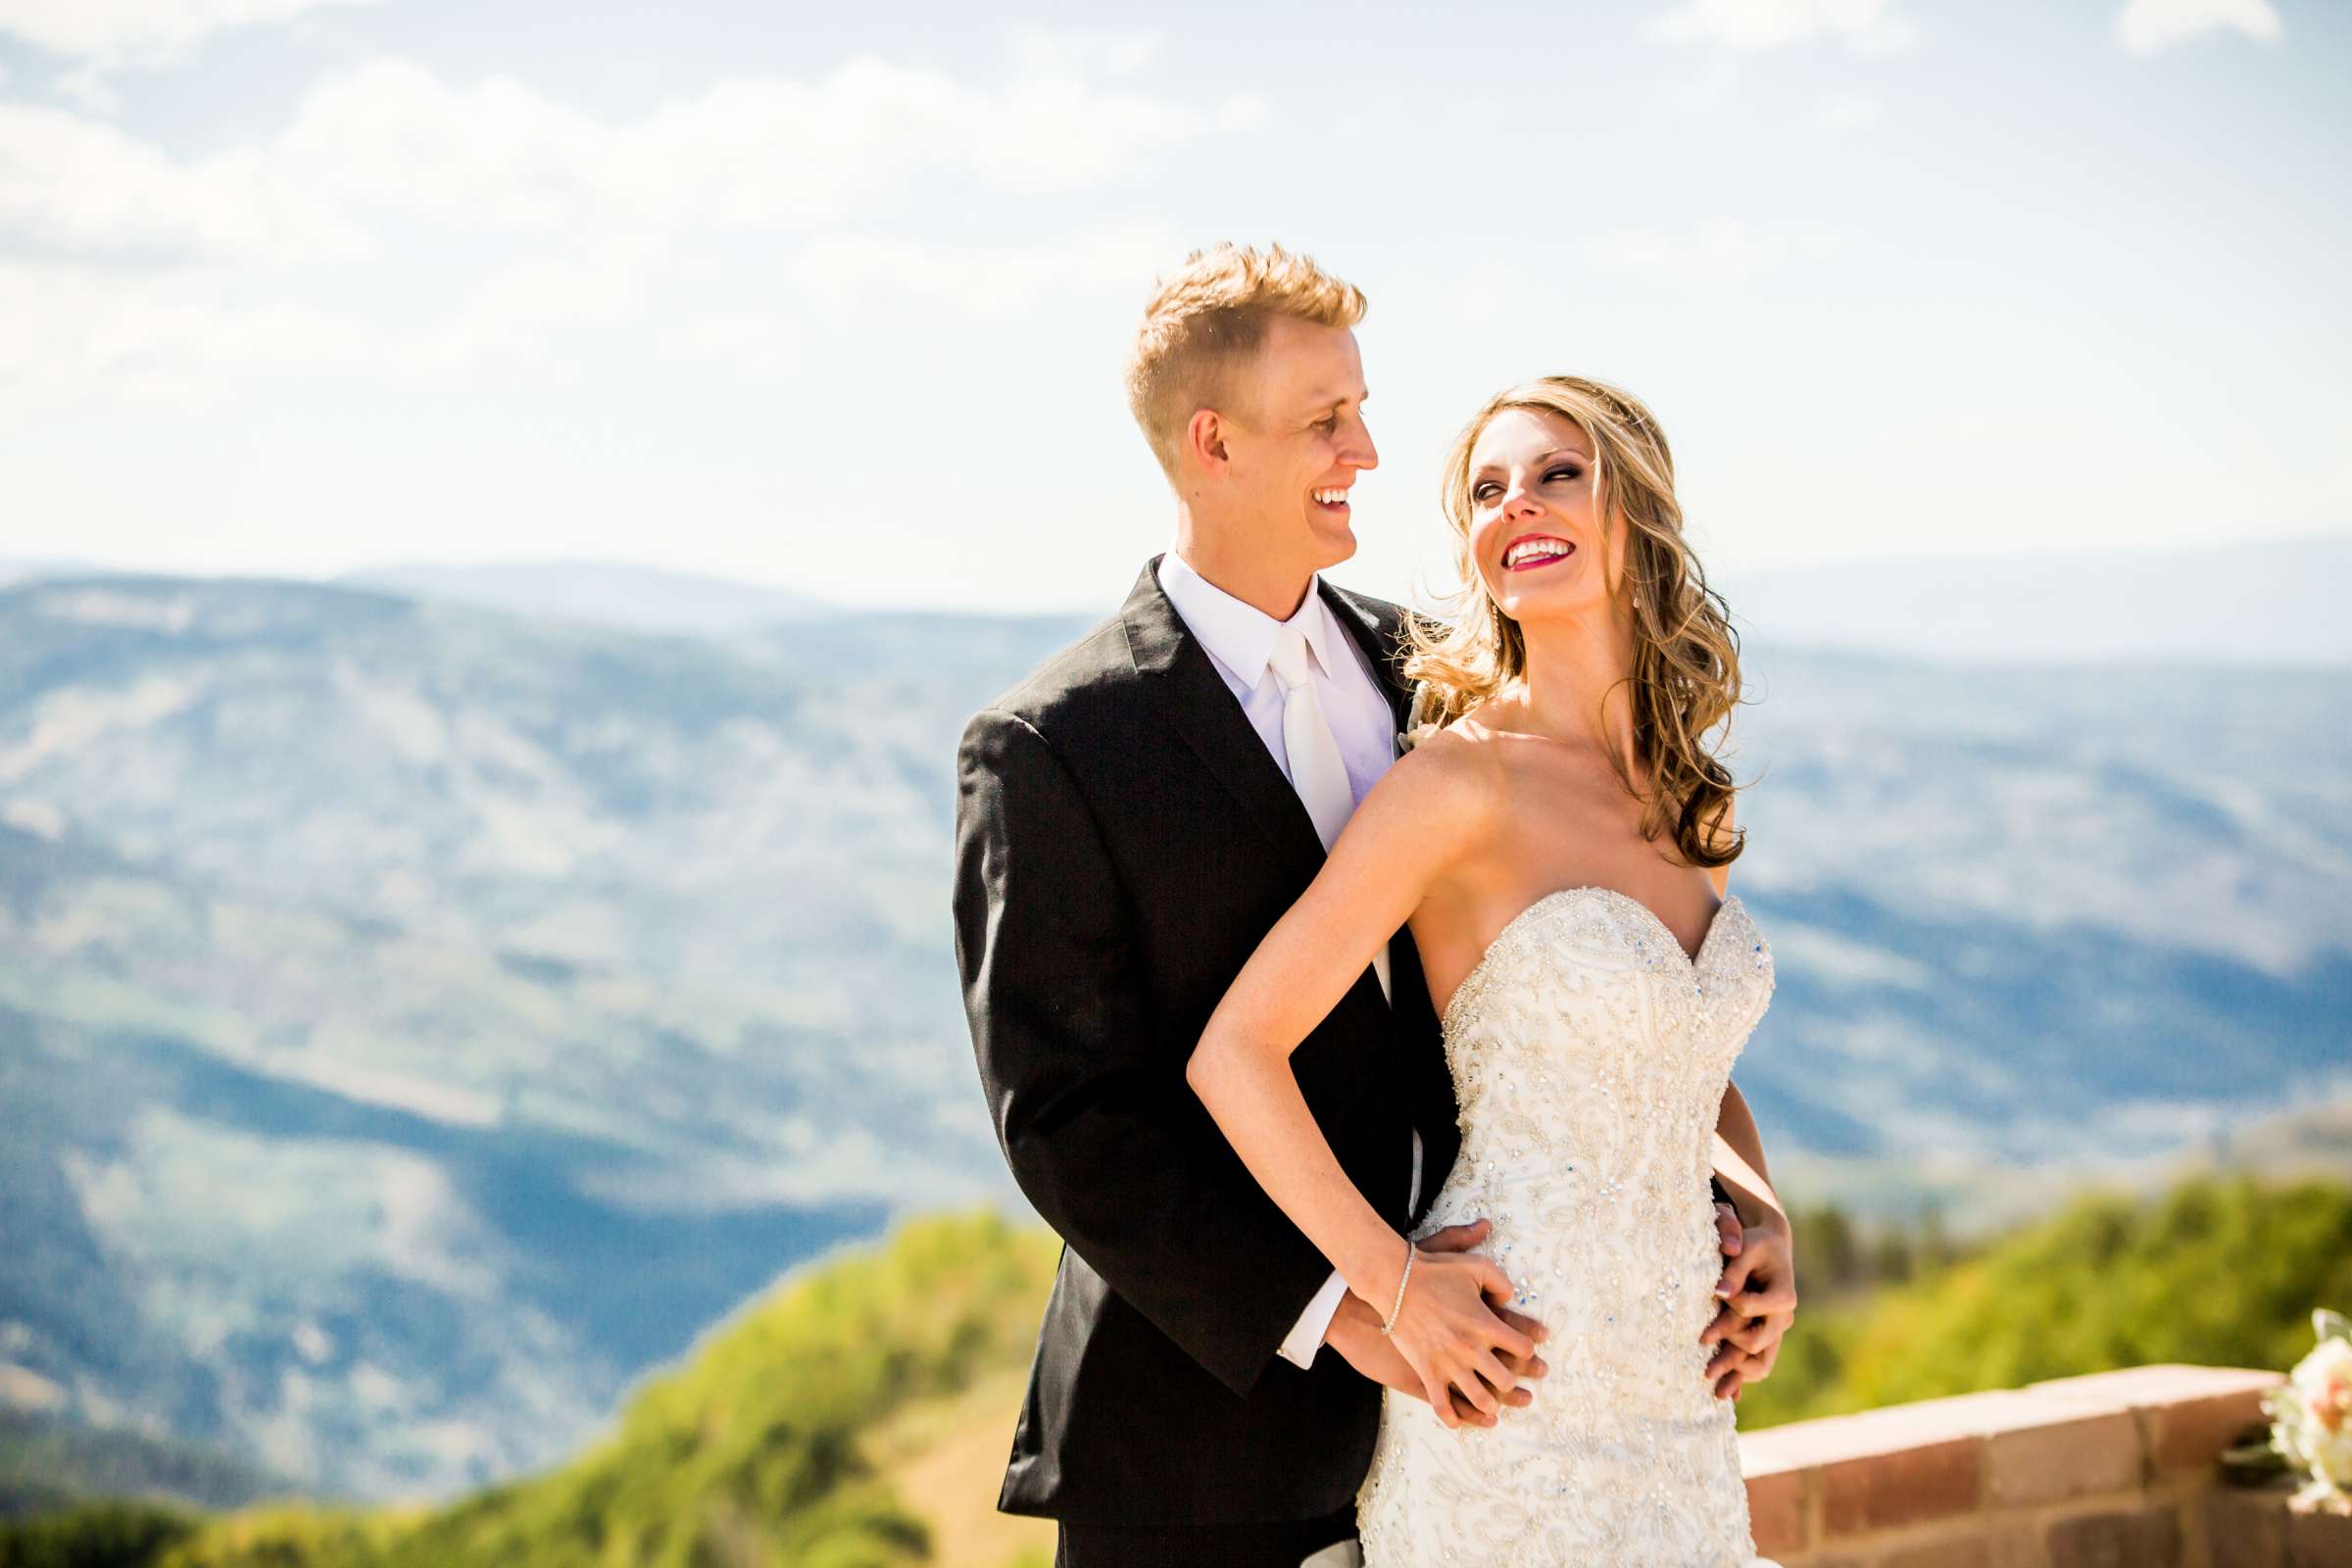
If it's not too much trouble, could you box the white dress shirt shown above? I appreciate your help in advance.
[1156,550,1425,1369]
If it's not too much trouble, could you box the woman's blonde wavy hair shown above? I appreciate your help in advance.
[1403,375,1745,869]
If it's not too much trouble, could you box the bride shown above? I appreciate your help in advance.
[1189,375,1785,1565]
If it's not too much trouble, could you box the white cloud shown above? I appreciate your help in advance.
[2114,0,2282,55]
[1812,91,1882,130]
[1447,261,1523,328]
[1103,35,1157,76]
[659,313,802,378]
[51,63,124,115]
[1,46,1234,269]
[1585,218,1769,291]
[785,220,1179,316]
[1653,0,1914,53]
[0,236,678,414]
[0,40,1236,413]
[1012,29,1158,81]
[1666,54,1742,113]
[0,0,378,59]
[0,101,370,263]
[1581,218,1845,294]
[0,260,370,412]
[421,240,661,369]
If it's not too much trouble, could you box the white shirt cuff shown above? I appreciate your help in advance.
[1279,1269,1349,1369]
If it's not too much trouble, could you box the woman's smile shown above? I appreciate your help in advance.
[1502,535,1575,571]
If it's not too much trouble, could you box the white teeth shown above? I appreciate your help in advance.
[1506,538,1572,566]
[1313,487,1348,506]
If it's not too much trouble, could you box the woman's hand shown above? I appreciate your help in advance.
[1700,1205,1797,1399]
[1326,1219,1548,1427]
[1362,1242,1540,1430]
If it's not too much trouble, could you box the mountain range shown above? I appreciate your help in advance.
[0,564,2343,1506]
[8,531,2346,662]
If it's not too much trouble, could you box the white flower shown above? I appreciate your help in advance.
[2270,1310,2352,1511]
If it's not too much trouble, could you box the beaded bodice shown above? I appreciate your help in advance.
[1356,886,1777,1567]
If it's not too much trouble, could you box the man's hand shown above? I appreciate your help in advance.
[1699,1201,1796,1400]
[1325,1219,1547,1427]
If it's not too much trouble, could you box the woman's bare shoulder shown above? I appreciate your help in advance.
[1372,721,1509,828]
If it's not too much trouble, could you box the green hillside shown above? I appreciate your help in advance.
[8,1175,2344,1567]
[1738,1172,2352,1428]
[0,1214,1058,1568]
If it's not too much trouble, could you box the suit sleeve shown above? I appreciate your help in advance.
[954,707,1336,1398]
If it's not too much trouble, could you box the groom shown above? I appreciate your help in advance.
[954,244,1790,1567]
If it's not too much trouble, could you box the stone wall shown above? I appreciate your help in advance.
[1737,1364,2350,1567]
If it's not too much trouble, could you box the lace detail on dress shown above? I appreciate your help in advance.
[1357,887,1778,1567]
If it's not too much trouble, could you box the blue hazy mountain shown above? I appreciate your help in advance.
[0,571,2342,1505]
[1723,532,2352,665]
[337,560,827,638]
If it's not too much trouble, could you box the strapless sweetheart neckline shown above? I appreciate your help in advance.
[1441,886,1747,1036]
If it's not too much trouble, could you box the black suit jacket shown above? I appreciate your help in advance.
[952,558,1465,1525]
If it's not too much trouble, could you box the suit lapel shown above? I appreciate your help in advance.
[1122,558,1327,878]
[1318,579,1415,739]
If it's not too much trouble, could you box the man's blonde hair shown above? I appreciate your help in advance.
[1123,242,1367,478]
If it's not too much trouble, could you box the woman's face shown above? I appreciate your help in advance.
[1463,406,1627,627]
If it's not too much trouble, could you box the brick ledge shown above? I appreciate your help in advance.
[1735,1364,2323,1567]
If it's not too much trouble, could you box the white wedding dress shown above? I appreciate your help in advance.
[1357,886,1779,1567]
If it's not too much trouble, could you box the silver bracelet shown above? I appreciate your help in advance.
[1378,1238,1416,1337]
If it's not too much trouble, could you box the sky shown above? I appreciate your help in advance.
[1,0,2345,612]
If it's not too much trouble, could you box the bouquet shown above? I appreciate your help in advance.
[2231,1308,2352,1516]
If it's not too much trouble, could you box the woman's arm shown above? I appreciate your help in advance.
[1186,737,1534,1426]
[1702,799,1798,1396]
[1712,1081,1786,1233]
[1702,795,1783,1228]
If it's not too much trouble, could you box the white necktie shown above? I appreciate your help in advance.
[1267,623,1391,1002]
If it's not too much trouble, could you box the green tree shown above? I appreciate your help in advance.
[1740,1175,2352,1430]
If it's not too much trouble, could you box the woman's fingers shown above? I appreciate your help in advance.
[1418,1256,1537,1360]
[1724,1300,1791,1334]
[1394,1258,1556,1426]
[1451,1362,1502,1418]
[1490,1318,1537,1363]
[1448,1388,1499,1426]
[1730,1279,1798,1318]
[1715,1245,1764,1298]
[1700,1296,1760,1350]
[1421,1364,1463,1429]
[1707,1332,1785,1394]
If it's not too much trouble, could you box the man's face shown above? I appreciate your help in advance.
[1215,316,1379,571]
